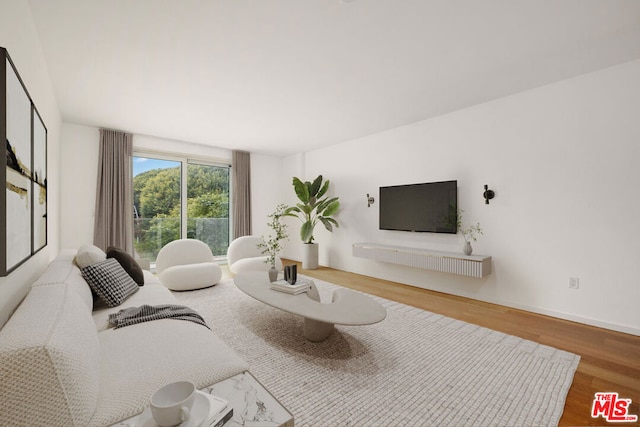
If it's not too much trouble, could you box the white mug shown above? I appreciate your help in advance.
[150,381,196,427]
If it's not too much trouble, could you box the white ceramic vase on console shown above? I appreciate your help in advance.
[463,241,473,256]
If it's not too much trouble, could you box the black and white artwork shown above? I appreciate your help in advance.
[1,48,47,276]
[5,56,32,272]
[32,109,47,252]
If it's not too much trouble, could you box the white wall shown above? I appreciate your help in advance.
[0,0,62,327]
[60,123,100,249]
[282,60,640,335]
[250,153,291,238]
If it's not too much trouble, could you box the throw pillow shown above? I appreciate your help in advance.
[107,246,145,285]
[81,258,139,307]
[75,244,107,268]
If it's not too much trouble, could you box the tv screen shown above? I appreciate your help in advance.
[379,180,457,233]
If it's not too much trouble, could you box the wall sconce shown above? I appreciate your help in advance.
[483,185,495,204]
[367,193,375,207]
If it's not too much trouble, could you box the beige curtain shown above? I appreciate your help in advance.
[232,150,251,238]
[93,129,134,253]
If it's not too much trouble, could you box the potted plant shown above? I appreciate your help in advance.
[456,209,483,255]
[284,175,340,269]
[257,204,289,281]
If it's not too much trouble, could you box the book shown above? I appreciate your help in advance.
[270,286,309,295]
[191,393,231,427]
[270,279,311,295]
[270,285,310,295]
[271,278,309,289]
[205,394,228,421]
[208,406,233,427]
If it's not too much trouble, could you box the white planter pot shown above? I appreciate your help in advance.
[302,243,319,270]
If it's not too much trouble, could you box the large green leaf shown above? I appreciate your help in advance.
[309,175,323,197]
[323,217,339,228]
[314,198,327,214]
[317,197,338,215]
[300,221,314,243]
[299,204,313,215]
[283,206,300,216]
[318,216,334,232]
[293,177,309,203]
[322,200,340,217]
[316,180,330,199]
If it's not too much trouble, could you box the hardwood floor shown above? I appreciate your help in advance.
[279,259,640,427]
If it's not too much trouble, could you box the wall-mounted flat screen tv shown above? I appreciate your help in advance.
[379,180,457,233]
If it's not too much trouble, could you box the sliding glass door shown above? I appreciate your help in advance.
[185,163,229,256]
[133,155,230,268]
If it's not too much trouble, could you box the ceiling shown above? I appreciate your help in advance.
[27,0,640,156]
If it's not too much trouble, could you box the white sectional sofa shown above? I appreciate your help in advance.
[0,249,248,427]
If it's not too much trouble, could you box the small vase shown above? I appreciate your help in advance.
[463,241,473,256]
[268,266,278,282]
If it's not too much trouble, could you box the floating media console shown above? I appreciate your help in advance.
[352,243,491,278]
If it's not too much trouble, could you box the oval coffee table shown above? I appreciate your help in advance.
[234,272,386,341]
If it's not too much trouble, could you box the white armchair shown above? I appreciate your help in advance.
[227,235,283,275]
[155,239,222,291]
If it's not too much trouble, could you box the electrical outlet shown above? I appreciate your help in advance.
[569,277,579,289]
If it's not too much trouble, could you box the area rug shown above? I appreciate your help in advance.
[173,275,580,427]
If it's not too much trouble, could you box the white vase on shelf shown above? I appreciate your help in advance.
[463,241,473,256]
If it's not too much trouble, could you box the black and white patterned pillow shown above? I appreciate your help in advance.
[81,258,139,307]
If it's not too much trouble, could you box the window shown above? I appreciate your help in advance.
[185,162,230,256]
[133,154,230,267]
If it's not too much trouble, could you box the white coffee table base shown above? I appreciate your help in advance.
[304,318,334,342]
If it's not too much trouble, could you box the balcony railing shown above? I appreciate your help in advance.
[134,217,229,265]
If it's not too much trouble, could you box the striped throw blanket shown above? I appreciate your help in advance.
[108,304,210,330]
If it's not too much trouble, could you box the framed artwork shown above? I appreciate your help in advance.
[32,108,47,253]
[1,47,47,276]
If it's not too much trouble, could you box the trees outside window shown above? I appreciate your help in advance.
[133,156,230,266]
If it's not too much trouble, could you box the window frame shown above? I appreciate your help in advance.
[132,149,233,260]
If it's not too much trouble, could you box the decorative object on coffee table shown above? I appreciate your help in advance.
[284,175,340,270]
[284,264,297,284]
[257,204,289,282]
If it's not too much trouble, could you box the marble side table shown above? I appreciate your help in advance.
[112,371,293,427]
[204,372,293,427]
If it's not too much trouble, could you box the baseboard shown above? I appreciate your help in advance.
[483,298,640,337]
[381,273,640,337]
[404,282,640,337]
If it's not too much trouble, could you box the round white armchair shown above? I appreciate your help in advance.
[227,235,283,275]
[155,239,222,291]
